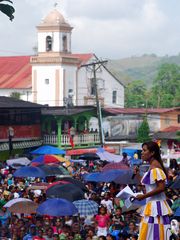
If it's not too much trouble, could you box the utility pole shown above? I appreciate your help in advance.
[81,60,108,146]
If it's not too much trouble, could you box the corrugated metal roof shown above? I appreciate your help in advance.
[104,107,180,114]
[0,56,31,89]
[41,106,96,116]
[0,96,44,108]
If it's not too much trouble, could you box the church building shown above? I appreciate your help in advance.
[0,8,124,108]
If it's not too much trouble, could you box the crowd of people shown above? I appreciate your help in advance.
[0,142,179,240]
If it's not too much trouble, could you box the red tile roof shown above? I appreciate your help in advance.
[162,126,180,132]
[104,107,180,114]
[0,56,31,89]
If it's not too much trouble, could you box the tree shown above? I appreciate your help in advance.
[137,117,151,143]
[0,0,15,21]
[151,63,180,107]
[176,131,180,142]
[10,92,21,99]
[125,80,148,108]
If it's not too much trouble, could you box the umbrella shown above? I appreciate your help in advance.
[99,170,130,183]
[46,183,85,201]
[83,172,101,182]
[78,153,100,161]
[4,198,32,208]
[13,166,46,178]
[31,145,66,155]
[73,199,99,216]
[114,170,139,185]
[6,157,31,167]
[37,198,78,216]
[31,155,71,167]
[60,177,88,191]
[102,162,130,171]
[31,155,60,165]
[83,170,137,184]
[96,147,125,162]
[8,201,38,214]
[174,207,180,217]
[46,180,70,189]
[169,176,180,189]
[37,164,70,177]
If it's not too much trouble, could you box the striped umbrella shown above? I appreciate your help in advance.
[73,199,99,216]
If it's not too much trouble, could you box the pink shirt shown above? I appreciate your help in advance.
[95,214,110,228]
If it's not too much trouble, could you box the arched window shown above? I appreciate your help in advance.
[46,36,52,51]
[62,35,67,52]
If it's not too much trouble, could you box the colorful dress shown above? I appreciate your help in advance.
[138,168,172,240]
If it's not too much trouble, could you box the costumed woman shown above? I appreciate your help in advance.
[134,141,172,240]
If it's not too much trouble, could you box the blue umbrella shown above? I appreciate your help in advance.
[83,172,101,182]
[98,170,128,182]
[31,145,66,155]
[174,207,180,217]
[114,170,139,185]
[37,198,78,216]
[13,166,46,178]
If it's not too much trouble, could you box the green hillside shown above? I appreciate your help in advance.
[107,54,180,87]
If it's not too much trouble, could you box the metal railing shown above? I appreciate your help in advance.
[43,133,100,147]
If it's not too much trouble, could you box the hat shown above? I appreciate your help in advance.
[3,190,10,196]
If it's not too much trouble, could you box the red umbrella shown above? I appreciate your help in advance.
[102,162,130,171]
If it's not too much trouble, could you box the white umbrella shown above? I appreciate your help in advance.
[4,198,32,208]
[6,157,31,167]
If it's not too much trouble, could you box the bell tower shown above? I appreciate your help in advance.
[37,8,73,55]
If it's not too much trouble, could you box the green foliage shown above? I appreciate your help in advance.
[125,63,180,108]
[10,92,21,99]
[151,63,180,107]
[125,80,147,107]
[137,117,151,143]
[0,0,15,21]
[176,131,180,142]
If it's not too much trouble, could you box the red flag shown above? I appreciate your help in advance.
[68,128,74,148]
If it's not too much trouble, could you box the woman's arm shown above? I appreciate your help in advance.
[136,180,165,201]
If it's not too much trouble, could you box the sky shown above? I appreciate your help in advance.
[0,0,180,59]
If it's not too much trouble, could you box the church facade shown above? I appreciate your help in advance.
[0,8,125,108]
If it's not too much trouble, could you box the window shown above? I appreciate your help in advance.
[62,35,67,52]
[45,79,49,85]
[90,78,96,95]
[178,115,180,123]
[46,36,52,51]
[112,90,117,104]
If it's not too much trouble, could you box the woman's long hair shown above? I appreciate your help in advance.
[142,141,168,178]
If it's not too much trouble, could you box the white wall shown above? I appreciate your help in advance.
[77,64,124,107]
[32,64,77,106]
